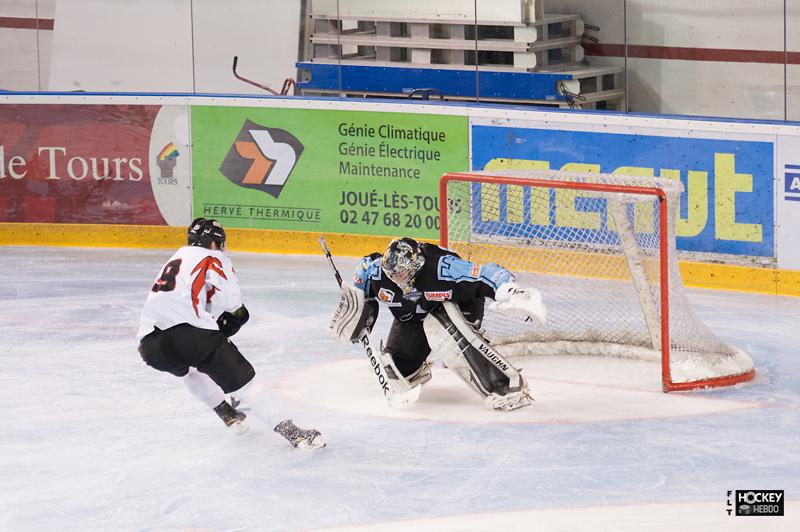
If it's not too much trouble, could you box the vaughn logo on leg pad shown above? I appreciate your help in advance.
[219,119,304,198]
[727,490,784,516]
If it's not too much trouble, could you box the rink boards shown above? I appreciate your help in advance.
[1,92,800,295]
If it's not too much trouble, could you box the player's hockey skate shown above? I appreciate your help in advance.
[484,387,534,411]
[274,419,326,450]
[213,398,248,434]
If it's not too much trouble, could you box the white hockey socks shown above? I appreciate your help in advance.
[237,378,281,429]
[184,370,248,432]
[183,369,225,408]
[235,378,326,448]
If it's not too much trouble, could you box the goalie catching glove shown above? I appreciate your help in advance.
[327,284,379,344]
[488,282,547,323]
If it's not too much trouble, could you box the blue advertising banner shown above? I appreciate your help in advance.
[471,125,775,257]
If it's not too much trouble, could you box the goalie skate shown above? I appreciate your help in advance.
[274,419,326,450]
[406,361,433,388]
[484,387,534,411]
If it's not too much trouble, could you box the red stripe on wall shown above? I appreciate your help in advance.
[584,43,800,65]
[0,17,54,30]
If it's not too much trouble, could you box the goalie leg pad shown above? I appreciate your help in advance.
[361,335,422,408]
[327,285,378,344]
[424,302,529,404]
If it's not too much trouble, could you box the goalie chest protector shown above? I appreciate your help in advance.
[364,244,505,323]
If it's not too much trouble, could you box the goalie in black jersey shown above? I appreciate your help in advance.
[328,237,546,411]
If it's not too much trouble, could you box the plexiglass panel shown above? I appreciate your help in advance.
[0,0,51,91]
[787,0,800,121]
[193,0,304,95]
[0,0,796,123]
[48,0,194,92]
[624,0,786,120]
[313,0,479,102]
[474,0,628,110]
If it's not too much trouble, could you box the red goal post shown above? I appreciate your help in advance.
[439,171,755,392]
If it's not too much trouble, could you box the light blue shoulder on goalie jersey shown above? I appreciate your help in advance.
[437,255,514,290]
[352,256,381,293]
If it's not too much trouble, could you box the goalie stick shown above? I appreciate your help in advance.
[319,237,421,408]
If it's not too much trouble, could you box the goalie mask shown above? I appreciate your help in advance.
[382,238,425,294]
[188,218,226,250]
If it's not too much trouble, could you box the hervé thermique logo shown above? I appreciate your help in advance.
[219,119,304,198]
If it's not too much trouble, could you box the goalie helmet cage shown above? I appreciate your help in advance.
[439,170,755,392]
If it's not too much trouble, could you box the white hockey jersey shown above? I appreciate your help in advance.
[137,246,243,340]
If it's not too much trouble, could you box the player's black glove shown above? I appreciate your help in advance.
[217,304,250,337]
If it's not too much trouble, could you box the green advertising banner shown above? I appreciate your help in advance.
[191,106,468,239]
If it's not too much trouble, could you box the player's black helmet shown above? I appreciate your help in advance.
[382,238,425,294]
[188,218,226,250]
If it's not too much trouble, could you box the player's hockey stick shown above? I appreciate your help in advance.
[319,237,421,408]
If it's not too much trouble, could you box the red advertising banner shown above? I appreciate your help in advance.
[0,104,186,225]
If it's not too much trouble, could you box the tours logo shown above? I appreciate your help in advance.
[726,490,784,516]
[219,119,304,198]
[156,143,180,183]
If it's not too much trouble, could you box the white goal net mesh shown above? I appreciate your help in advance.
[442,170,753,388]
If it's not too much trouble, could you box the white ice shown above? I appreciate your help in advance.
[0,246,798,532]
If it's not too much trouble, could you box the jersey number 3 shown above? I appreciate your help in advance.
[152,259,182,292]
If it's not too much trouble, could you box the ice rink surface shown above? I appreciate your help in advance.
[1,246,798,532]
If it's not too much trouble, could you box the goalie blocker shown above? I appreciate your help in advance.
[328,283,378,344]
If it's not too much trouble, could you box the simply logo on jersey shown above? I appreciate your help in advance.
[219,119,304,198]
[378,288,395,302]
[726,490,784,516]
[424,290,453,301]
[784,164,800,202]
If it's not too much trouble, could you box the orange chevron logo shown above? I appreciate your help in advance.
[219,120,304,198]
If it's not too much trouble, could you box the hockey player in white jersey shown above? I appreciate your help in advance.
[137,218,324,449]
